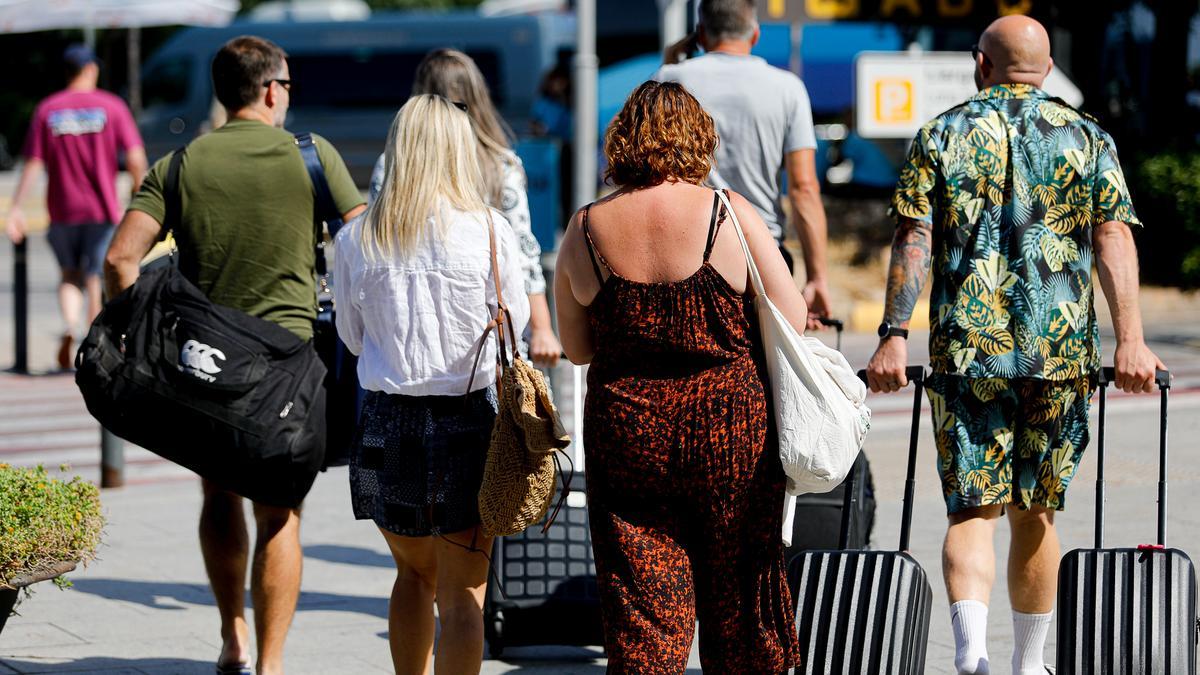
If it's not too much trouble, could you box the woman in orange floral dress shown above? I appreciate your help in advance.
[554,81,809,673]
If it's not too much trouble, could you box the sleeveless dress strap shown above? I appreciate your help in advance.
[581,205,611,285]
[703,191,726,262]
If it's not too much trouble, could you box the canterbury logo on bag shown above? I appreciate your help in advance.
[180,339,225,382]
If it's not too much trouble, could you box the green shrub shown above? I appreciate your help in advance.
[0,464,104,590]
[1130,151,1200,288]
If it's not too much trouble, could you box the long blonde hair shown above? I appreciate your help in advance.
[412,49,515,205]
[364,94,488,258]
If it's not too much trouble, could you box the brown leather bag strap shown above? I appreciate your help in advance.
[486,212,520,367]
[465,319,499,395]
[465,212,519,394]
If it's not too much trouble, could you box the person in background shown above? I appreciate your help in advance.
[337,95,529,675]
[105,36,365,675]
[6,43,147,369]
[655,0,832,330]
[555,81,804,672]
[530,57,574,219]
[531,58,572,143]
[368,48,561,367]
[866,16,1165,675]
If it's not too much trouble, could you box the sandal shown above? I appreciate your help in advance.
[215,663,252,675]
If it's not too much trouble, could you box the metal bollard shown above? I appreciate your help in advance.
[100,427,125,488]
[12,238,27,374]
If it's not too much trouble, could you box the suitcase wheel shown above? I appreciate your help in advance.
[487,613,504,658]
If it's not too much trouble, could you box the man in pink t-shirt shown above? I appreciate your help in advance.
[5,44,147,369]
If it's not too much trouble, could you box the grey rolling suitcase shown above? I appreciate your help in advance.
[1057,367,1198,674]
[790,366,933,674]
[483,365,604,657]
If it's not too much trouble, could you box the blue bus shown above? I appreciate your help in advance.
[138,10,574,184]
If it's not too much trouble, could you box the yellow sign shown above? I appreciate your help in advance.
[874,78,914,124]
[804,0,860,19]
[881,0,921,16]
[937,0,972,17]
[998,0,1033,15]
[759,0,1045,23]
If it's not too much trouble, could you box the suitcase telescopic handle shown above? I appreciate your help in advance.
[856,366,926,384]
[1094,367,1171,548]
[856,366,926,552]
[818,317,844,351]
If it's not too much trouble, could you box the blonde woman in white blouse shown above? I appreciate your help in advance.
[335,94,529,675]
[368,48,562,367]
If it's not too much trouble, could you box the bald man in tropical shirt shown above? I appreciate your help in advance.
[866,15,1165,675]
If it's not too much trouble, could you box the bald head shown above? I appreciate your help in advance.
[976,15,1053,89]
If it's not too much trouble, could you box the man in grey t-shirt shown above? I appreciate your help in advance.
[654,0,831,328]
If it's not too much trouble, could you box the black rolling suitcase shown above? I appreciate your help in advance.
[786,319,877,561]
[1057,367,1198,674]
[484,365,605,657]
[790,366,933,674]
[785,453,875,554]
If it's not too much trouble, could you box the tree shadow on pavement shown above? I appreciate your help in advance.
[303,544,392,569]
[69,578,211,611]
[0,655,212,673]
[69,578,389,619]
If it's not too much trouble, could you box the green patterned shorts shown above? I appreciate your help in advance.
[926,374,1093,514]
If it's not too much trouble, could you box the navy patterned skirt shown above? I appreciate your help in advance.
[349,388,497,537]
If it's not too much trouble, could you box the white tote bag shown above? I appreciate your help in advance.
[716,191,871,542]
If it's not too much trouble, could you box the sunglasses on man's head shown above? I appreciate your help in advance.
[263,78,292,91]
[450,100,468,112]
[970,44,986,61]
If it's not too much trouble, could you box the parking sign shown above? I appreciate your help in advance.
[855,51,1082,138]
[874,77,914,124]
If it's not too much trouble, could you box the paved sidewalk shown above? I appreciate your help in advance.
[2,374,1199,674]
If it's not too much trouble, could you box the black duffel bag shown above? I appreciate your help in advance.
[76,264,327,507]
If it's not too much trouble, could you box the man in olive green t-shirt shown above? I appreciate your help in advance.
[104,36,364,675]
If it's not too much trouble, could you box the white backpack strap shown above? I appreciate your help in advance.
[715,189,768,299]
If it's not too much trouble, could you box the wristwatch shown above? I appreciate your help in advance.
[877,322,909,340]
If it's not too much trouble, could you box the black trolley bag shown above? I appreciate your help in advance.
[484,364,605,657]
[75,147,328,508]
[785,318,877,561]
[789,366,933,674]
[1057,367,1198,674]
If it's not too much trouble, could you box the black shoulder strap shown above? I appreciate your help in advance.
[163,146,187,233]
[295,133,345,279]
[703,191,723,262]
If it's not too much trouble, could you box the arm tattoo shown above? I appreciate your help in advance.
[883,219,932,326]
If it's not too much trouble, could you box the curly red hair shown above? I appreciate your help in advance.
[603,81,717,188]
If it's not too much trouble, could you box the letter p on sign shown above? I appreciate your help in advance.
[874,78,914,124]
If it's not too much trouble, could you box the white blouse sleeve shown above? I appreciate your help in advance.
[332,220,365,356]
[498,154,547,296]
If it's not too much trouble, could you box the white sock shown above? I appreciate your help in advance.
[951,600,990,674]
[1012,610,1053,675]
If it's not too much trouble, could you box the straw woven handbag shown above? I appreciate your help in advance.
[473,215,571,537]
